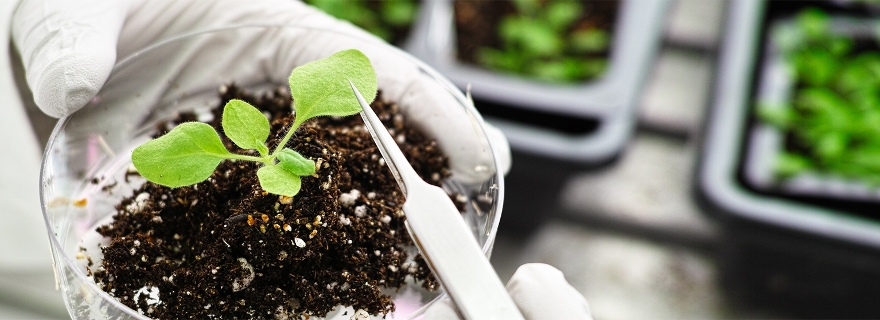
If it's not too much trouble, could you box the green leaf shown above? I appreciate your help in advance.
[543,1,582,31]
[581,58,608,79]
[797,8,829,41]
[257,164,303,197]
[756,102,795,128]
[289,49,378,129]
[477,47,524,72]
[814,132,848,161]
[277,148,316,176]
[511,0,540,15]
[499,17,562,57]
[571,29,610,53]
[222,99,270,155]
[132,122,231,187]
[382,0,416,27]
[775,153,812,178]
[528,60,569,82]
[792,49,838,86]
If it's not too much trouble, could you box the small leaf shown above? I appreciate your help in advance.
[257,164,303,197]
[756,102,794,128]
[814,132,848,161]
[543,1,582,31]
[477,47,524,72]
[222,99,270,155]
[499,17,562,57]
[792,49,838,86]
[528,60,570,82]
[775,153,812,178]
[132,122,231,187]
[278,148,317,176]
[581,58,608,79]
[571,29,610,53]
[382,0,416,27]
[289,49,378,129]
[511,0,540,15]
[796,8,828,41]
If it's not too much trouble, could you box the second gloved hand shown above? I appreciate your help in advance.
[423,263,593,320]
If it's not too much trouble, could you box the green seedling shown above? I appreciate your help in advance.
[476,0,611,83]
[758,8,880,183]
[132,49,378,196]
[305,0,418,43]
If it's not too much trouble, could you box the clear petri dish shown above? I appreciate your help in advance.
[39,24,504,320]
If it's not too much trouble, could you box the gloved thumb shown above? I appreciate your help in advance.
[12,0,131,118]
[507,263,592,320]
[422,263,591,320]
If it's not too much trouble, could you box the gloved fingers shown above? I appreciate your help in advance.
[11,0,132,118]
[507,263,593,320]
[421,263,591,320]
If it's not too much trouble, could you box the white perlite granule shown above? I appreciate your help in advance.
[339,189,361,207]
[232,258,255,292]
[134,286,161,306]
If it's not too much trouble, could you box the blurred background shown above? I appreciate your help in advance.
[7,0,880,319]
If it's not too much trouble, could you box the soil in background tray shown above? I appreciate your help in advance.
[454,0,619,83]
[89,84,454,319]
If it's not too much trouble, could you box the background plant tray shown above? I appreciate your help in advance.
[743,15,880,203]
[698,0,880,250]
[405,0,670,166]
[698,2,880,316]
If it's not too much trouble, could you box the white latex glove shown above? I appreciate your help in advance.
[11,0,511,183]
[423,263,593,320]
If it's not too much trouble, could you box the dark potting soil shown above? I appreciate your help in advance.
[453,0,619,78]
[90,84,454,319]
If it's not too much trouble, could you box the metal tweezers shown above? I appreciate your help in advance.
[350,82,524,320]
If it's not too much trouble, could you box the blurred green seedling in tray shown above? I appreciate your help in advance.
[758,8,880,184]
[477,0,611,83]
[306,0,418,44]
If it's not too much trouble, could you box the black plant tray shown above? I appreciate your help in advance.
[697,0,880,317]
[406,0,670,167]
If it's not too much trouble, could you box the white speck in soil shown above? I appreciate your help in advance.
[339,189,361,207]
[294,238,306,248]
[232,257,255,292]
[354,205,367,217]
[351,309,370,320]
[134,286,161,306]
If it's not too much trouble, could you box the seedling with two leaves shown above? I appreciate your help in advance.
[132,49,378,196]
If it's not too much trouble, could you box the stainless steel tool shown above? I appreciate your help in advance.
[350,81,524,320]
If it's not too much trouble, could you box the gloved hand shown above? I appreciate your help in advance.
[423,263,593,320]
[11,0,511,182]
